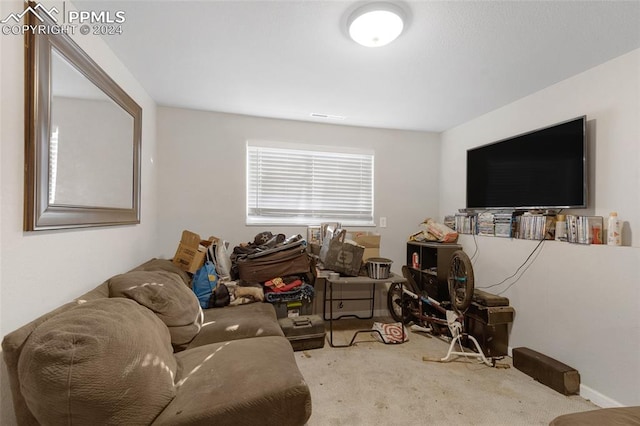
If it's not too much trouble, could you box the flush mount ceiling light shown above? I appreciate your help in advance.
[348,2,405,47]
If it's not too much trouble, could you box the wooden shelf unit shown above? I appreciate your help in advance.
[405,241,462,302]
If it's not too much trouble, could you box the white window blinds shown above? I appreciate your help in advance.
[247,141,374,226]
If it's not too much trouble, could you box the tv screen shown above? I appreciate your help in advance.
[466,116,587,210]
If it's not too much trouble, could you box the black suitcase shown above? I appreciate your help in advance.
[237,245,310,283]
[278,315,325,351]
[464,290,514,357]
[472,289,510,307]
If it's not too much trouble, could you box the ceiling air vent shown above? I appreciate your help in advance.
[310,113,346,120]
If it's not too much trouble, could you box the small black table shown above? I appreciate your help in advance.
[322,273,407,347]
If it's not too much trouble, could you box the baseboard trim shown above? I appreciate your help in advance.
[579,384,624,408]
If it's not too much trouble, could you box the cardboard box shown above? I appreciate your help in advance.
[172,230,218,273]
[352,232,381,261]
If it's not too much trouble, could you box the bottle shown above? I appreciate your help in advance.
[607,212,621,246]
[555,214,567,241]
[412,252,420,269]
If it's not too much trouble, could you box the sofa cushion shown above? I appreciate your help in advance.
[18,298,177,425]
[550,407,640,425]
[185,302,284,349]
[109,270,203,349]
[152,336,311,426]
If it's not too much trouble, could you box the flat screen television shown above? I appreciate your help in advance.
[466,116,587,210]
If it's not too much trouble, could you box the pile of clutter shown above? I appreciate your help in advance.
[172,230,314,315]
[231,231,314,313]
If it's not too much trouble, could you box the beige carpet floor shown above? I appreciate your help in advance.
[294,318,598,426]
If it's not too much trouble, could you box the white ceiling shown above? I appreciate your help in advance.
[82,0,640,132]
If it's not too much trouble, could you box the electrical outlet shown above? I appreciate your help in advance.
[380,217,387,228]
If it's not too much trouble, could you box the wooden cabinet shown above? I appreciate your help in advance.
[405,241,461,302]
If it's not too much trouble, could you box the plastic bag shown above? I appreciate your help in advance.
[425,218,458,243]
[323,230,365,276]
[192,260,218,309]
[208,240,232,282]
[410,218,458,243]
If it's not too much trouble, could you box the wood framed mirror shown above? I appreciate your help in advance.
[24,2,142,231]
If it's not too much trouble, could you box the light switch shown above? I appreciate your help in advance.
[380,217,387,228]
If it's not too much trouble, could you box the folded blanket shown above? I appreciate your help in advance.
[226,282,265,306]
[265,278,303,293]
[265,283,314,303]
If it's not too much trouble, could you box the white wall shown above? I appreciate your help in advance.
[155,107,441,266]
[0,1,159,424]
[440,49,640,407]
[156,107,440,313]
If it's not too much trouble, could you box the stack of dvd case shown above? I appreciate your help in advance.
[565,215,603,244]
[454,213,476,234]
[444,215,456,230]
[477,212,495,236]
[494,212,514,237]
[515,213,556,240]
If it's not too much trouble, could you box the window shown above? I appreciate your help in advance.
[247,140,374,226]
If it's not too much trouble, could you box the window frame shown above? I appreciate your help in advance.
[246,140,375,227]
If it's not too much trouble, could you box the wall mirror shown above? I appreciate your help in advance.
[24,4,141,231]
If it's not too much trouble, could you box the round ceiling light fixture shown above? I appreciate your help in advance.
[348,2,405,47]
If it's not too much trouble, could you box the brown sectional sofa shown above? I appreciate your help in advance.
[2,259,312,425]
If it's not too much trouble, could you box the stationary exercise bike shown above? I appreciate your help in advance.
[387,250,494,366]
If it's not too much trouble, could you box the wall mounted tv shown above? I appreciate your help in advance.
[466,116,587,210]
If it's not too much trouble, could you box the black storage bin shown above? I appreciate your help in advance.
[272,298,313,319]
[278,315,325,351]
